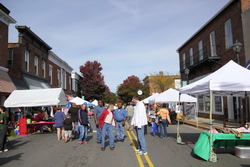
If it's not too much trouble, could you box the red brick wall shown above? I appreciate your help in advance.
[8,37,49,81]
[179,0,246,81]
[0,21,9,68]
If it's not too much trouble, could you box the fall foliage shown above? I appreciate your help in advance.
[79,61,107,101]
[117,75,149,103]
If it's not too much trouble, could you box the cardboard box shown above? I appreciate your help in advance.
[235,146,250,158]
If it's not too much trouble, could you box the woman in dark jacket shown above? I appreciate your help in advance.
[78,103,89,144]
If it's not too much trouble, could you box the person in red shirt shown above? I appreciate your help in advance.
[34,110,46,122]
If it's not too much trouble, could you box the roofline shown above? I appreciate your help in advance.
[0,9,16,25]
[176,0,234,52]
[15,25,52,50]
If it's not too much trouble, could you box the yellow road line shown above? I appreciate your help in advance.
[126,130,144,167]
[130,130,154,167]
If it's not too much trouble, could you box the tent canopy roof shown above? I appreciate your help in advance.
[149,88,197,103]
[142,93,159,104]
[4,88,67,107]
[69,97,90,105]
[179,60,250,96]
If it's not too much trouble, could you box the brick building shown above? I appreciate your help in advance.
[0,4,16,105]
[177,0,250,121]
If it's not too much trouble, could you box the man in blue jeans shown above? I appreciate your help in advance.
[130,96,148,155]
[114,102,128,142]
[94,100,105,143]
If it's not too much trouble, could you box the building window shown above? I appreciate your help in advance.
[198,95,204,111]
[34,56,38,75]
[8,49,13,65]
[210,31,217,56]
[225,19,233,49]
[57,69,61,87]
[214,96,223,113]
[198,40,203,60]
[69,76,71,90]
[182,53,186,69]
[49,65,53,84]
[62,70,66,89]
[25,50,29,72]
[189,48,193,66]
[42,60,46,78]
[204,95,210,112]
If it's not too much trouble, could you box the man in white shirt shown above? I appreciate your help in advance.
[130,96,148,155]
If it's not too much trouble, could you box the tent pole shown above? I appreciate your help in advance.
[209,90,216,162]
[245,91,248,123]
[177,93,182,143]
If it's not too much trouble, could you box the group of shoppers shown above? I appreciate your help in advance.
[150,103,172,138]
[95,101,129,151]
[93,96,149,156]
[54,104,89,144]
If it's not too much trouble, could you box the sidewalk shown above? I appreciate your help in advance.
[182,117,224,130]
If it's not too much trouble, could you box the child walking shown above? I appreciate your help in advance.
[150,118,158,136]
[63,114,74,143]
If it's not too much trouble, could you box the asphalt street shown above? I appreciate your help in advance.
[1,118,250,167]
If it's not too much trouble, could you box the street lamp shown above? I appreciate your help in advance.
[184,68,190,84]
[232,40,243,64]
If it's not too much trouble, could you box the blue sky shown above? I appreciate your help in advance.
[3,0,230,92]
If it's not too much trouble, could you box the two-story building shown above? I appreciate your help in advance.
[0,4,16,106]
[177,0,250,122]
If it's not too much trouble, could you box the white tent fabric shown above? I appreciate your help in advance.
[179,60,250,161]
[179,60,250,95]
[69,97,90,105]
[149,88,197,103]
[142,93,159,103]
[4,88,67,107]
[91,99,98,106]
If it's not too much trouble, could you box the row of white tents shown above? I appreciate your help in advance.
[142,88,197,104]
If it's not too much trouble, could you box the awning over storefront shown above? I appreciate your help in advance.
[23,74,50,89]
[0,67,16,94]
[10,77,29,90]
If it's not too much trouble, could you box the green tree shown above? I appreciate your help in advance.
[79,61,106,101]
[102,85,117,104]
[117,75,149,103]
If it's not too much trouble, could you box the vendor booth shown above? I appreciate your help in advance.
[179,60,250,161]
[142,93,159,104]
[4,88,68,135]
[4,88,68,107]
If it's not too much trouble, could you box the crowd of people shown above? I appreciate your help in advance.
[0,96,172,155]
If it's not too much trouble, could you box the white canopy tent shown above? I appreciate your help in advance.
[180,60,250,96]
[179,60,250,161]
[149,88,197,103]
[4,88,68,107]
[91,99,98,106]
[142,93,159,104]
[69,97,90,105]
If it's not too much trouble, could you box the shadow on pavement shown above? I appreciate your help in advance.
[0,153,23,166]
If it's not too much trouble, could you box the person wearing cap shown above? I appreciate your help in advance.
[54,106,66,140]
